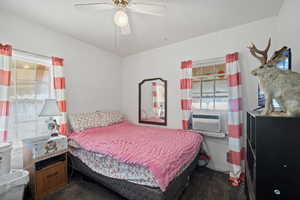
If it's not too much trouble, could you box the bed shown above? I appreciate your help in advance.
[68,120,203,200]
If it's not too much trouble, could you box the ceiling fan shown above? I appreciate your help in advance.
[74,0,166,35]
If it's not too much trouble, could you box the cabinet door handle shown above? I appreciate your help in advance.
[274,189,281,195]
[47,172,58,179]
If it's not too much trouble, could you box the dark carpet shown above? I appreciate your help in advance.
[42,167,246,200]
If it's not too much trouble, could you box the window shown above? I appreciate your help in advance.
[8,53,53,142]
[192,62,228,111]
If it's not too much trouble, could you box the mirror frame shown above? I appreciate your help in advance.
[138,78,167,126]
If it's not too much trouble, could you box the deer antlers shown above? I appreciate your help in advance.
[248,38,271,65]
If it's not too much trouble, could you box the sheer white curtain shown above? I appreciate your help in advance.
[8,51,53,143]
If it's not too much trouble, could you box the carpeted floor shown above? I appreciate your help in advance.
[42,167,247,200]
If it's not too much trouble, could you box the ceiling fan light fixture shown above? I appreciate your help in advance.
[114,9,128,27]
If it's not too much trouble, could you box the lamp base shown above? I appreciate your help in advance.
[46,118,60,137]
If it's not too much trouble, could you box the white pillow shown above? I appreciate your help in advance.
[96,111,124,126]
[69,112,103,132]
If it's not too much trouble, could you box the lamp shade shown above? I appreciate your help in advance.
[39,99,61,117]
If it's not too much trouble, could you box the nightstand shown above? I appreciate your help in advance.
[23,135,68,200]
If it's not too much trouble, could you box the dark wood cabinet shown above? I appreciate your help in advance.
[246,111,300,200]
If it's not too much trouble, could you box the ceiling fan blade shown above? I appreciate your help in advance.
[74,2,115,11]
[120,23,132,35]
[128,2,166,16]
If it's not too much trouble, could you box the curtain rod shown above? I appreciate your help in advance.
[193,56,225,66]
[13,48,52,60]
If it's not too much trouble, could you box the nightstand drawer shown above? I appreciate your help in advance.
[36,161,67,199]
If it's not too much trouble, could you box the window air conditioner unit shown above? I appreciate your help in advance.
[192,113,221,133]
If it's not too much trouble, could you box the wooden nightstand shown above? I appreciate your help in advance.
[23,136,68,200]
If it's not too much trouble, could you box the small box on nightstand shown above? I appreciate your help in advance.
[23,135,68,200]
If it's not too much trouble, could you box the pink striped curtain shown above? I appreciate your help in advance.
[52,57,68,136]
[180,60,192,130]
[152,82,158,116]
[0,44,12,142]
[226,52,245,186]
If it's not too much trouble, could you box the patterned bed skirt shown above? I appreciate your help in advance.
[68,151,200,200]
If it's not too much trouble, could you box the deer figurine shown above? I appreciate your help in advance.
[248,39,300,116]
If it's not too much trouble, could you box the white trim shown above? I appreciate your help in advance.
[193,57,225,67]
[12,50,51,66]
[192,73,226,79]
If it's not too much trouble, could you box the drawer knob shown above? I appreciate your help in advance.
[274,189,281,195]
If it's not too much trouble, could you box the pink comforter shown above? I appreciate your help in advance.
[69,121,203,191]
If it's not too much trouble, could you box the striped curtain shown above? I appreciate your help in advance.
[0,44,12,142]
[152,82,158,116]
[52,57,68,136]
[180,60,192,130]
[226,52,245,186]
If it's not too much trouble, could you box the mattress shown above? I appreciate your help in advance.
[69,144,199,188]
[68,121,203,191]
[69,150,200,200]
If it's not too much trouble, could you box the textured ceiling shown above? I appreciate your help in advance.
[0,0,283,56]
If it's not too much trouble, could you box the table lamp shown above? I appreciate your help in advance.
[39,99,61,137]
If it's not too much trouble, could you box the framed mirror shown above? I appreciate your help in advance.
[139,78,167,126]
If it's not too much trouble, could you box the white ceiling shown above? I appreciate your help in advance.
[0,0,283,56]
